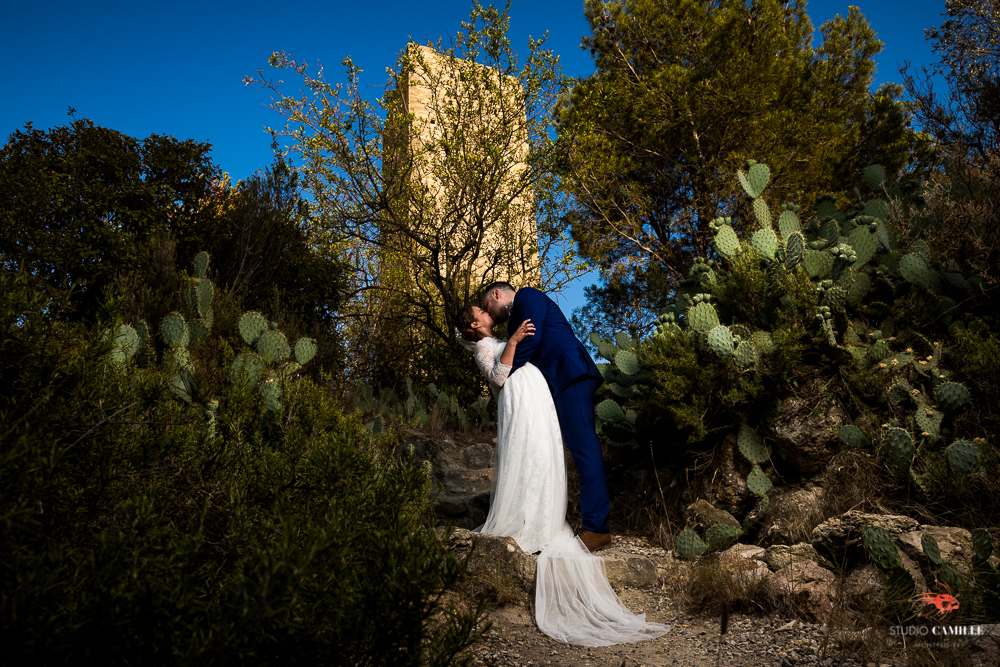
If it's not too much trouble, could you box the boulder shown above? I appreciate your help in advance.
[763,543,835,572]
[770,385,847,475]
[843,564,885,604]
[764,560,839,623]
[403,431,497,529]
[601,551,659,589]
[810,510,919,566]
[897,525,974,578]
[686,499,741,534]
[757,486,826,546]
[689,431,751,516]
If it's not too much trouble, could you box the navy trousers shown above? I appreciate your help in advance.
[554,377,610,534]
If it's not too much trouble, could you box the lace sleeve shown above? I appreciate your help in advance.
[474,338,512,388]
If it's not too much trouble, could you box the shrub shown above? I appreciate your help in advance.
[0,265,484,665]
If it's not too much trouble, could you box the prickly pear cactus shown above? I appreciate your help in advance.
[688,302,720,333]
[232,352,265,386]
[705,524,743,551]
[596,399,626,424]
[675,528,708,560]
[737,425,771,463]
[257,330,291,364]
[707,325,735,357]
[935,382,971,417]
[863,525,903,570]
[109,324,140,367]
[946,439,981,476]
[239,311,268,346]
[192,251,210,278]
[746,465,772,495]
[161,312,189,347]
[294,338,317,364]
[883,427,915,474]
[839,424,867,448]
[921,533,944,566]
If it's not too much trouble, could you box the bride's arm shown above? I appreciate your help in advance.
[498,319,533,369]
[474,322,534,388]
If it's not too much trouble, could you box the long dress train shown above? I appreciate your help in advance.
[471,337,671,647]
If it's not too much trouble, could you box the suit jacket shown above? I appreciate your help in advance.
[506,287,602,398]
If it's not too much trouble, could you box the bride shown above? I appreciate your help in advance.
[454,305,670,647]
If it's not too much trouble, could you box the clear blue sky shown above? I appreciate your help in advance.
[2,0,950,312]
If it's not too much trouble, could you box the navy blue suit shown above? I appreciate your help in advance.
[506,287,610,534]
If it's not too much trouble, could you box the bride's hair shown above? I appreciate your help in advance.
[455,304,479,342]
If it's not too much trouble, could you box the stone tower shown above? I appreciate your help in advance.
[386,43,541,292]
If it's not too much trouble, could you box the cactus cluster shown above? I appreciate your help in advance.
[591,330,644,446]
[861,524,916,598]
[232,311,316,412]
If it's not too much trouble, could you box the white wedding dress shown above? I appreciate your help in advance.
[472,337,671,646]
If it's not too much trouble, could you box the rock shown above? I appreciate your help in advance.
[758,486,826,547]
[898,549,928,594]
[764,560,839,623]
[601,551,659,588]
[810,510,919,566]
[718,543,767,563]
[690,431,751,516]
[763,543,835,572]
[686,498,742,534]
[896,525,974,578]
[464,442,495,469]
[843,564,885,603]
[402,431,496,529]
[770,384,847,475]
[708,543,770,585]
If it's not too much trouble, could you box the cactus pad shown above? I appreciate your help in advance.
[232,352,264,386]
[972,528,993,564]
[706,524,743,551]
[876,221,896,251]
[192,251,210,278]
[168,370,194,403]
[135,320,149,348]
[921,533,944,566]
[257,330,291,363]
[864,165,886,188]
[735,340,757,366]
[900,253,933,289]
[260,378,282,412]
[839,424,867,448]
[884,427,915,473]
[610,382,636,398]
[110,324,139,366]
[738,425,771,463]
[753,198,772,229]
[192,278,214,317]
[864,199,889,220]
[845,271,872,307]
[935,382,971,416]
[803,250,834,279]
[598,340,617,361]
[862,525,903,570]
[887,382,911,406]
[294,338,317,365]
[778,210,800,241]
[751,228,778,260]
[751,331,775,353]
[916,407,943,440]
[848,225,878,267]
[746,465,772,495]
[614,331,634,350]
[189,319,210,343]
[596,399,626,424]
[867,339,890,363]
[785,231,805,268]
[707,325,735,357]
[239,311,268,346]
[161,312,189,347]
[714,226,741,259]
[675,528,708,560]
[615,349,640,375]
[687,302,720,333]
[947,440,980,476]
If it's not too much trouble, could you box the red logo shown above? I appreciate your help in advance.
[912,579,960,620]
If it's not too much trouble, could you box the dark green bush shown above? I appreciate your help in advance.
[0,266,483,665]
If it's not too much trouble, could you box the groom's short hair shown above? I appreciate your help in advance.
[482,280,515,306]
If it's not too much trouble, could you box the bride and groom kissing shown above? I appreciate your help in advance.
[454,282,670,646]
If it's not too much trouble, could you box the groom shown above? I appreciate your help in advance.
[483,281,612,551]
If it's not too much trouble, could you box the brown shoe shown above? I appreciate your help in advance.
[579,530,612,553]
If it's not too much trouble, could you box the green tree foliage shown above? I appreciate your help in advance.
[557,0,918,331]
[0,115,219,321]
[245,2,585,392]
[0,265,483,664]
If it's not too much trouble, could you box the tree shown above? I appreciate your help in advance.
[246,1,585,391]
[0,115,220,321]
[557,0,918,334]
[903,0,1000,159]
[900,0,1000,303]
